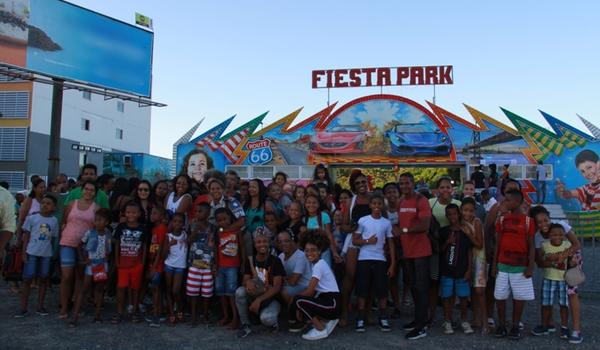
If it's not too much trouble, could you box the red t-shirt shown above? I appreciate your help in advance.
[496,212,535,266]
[398,194,432,259]
[217,229,241,268]
[148,224,168,272]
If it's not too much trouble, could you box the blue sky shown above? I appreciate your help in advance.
[71,0,600,158]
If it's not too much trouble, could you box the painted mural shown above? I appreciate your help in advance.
[176,94,600,228]
[103,153,171,183]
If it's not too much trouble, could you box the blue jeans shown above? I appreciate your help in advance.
[23,254,51,280]
[215,267,239,296]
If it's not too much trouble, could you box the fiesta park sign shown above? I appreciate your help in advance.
[311,65,453,89]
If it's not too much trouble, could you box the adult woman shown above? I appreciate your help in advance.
[133,180,154,225]
[153,180,169,208]
[16,178,46,240]
[243,179,274,257]
[109,177,132,223]
[339,170,371,327]
[181,149,214,184]
[59,181,98,318]
[165,174,193,221]
[428,176,461,326]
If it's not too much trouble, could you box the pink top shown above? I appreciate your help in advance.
[60,200,96,248]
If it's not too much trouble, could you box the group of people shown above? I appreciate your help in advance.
[0,161,585,344]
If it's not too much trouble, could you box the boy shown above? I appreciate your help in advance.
[112,202,148,324]
[492,189,536,339]
[352,194,396,332]
[556,149,600,211]
[439,204,473,335]
[15,195,59,317]
[146,206,168,327]
[187,202,216,326]
[537,224,571,338]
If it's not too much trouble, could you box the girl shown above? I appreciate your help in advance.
[165,175,193,222]
[304,194,340,267]
[293,185,307,205]
[273,171,288,189]
[153,180,169,208]
[214,207,244,329]
[460,198,486,333]
[289,229,341,340]
[16,178,46,240]
[162,213,188,325]
[266,182,291,225]
[59,181,98,318]
[70,209,112,327]
[281,201,305,243]
[312,163,333,194]
[244,179,274,257]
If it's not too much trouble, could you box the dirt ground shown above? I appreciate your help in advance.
[0,283,597,350]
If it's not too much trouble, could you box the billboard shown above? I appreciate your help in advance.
[0,0,153,97]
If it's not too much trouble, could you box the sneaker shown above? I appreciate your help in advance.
[36,308,49,316]
[508,326,521,340]
[442,321,454,335]
[560,326,570,340]
[531,325,549,336]
[518,322,524,331]
[126,304,134,314]
[487,318,496,328]
[547,325,556,333]
[569,331,583,344]
[269,322,279,333]
[390,308,402,319]
[403,321,416,331]
[149,316,160,328]
[461,321,474,334]
[288,321,309,333]
[14,310,29,318]
[355,319,366,332]
[237,324,252,338]
[379,318,391,332]
[302,327,329,340]
[138,304,147,313]
[495,326,507,338]
[325,319,339,336]
[405,328,427,340]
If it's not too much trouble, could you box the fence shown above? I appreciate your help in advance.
[565,211,600,293]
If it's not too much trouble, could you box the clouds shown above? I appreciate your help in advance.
[333,100,430,129]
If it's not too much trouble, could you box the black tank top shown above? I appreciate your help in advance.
[351,203,371,224]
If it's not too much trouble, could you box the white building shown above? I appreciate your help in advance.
[0,75,152,190]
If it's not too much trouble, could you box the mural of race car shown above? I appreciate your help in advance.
[385,123,452,156]
[309,125,368,154]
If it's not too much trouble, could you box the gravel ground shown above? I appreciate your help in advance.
[0,284,597,350]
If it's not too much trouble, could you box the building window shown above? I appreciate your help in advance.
[0,171,25,191]
[82,91,91,100]
[0,91,29,118]
[117,101,125,113]
[0,128,27,161]
[116,128,123,140]
[81,118,90,131]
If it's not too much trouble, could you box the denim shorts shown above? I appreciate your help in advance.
[85,262,109,276]
[149,271,162,287]
[60,246,79,267]
[215,267,239,296]
[22,254,51,279]
[440,276,471,298]
[164,264,186,275]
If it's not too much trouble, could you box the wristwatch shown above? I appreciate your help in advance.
[402,227,408,233]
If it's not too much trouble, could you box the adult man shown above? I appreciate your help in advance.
[470,165,487,193]
[236,234,285,338]
[0,185,16,268]
[536,160,547,204]
[397,172,432,340]
[225,170,241,200]
[277,231,311,305]
[64,164,109,208]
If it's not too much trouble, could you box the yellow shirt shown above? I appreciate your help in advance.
[542,240,571,281]
[0,187,16,233]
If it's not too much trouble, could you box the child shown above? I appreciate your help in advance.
[214,207,243,329]
[491,189,536,339]
[289,229,341,340]
[16,195,59,317]
[383,182,406,318]
[163,212,188,325]
[266,182,291,225]
[281,201,304,243]
[112,202,148,324]
[70,209,112,326]
[439,204,474,335]
[187,202,216,326]
[352,194,395,332]
[556,149,600,211]
[146,206,168,327]
[537,224,572,340]
[304,194,340,267]
[316,183,336,213]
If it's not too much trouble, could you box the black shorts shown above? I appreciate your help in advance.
[355,260,388,299]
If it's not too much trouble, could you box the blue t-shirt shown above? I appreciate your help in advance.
[306,212,331,230]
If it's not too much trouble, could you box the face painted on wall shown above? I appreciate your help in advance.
[187,153,208,183]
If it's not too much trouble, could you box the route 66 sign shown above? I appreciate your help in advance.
[246,139,273,165]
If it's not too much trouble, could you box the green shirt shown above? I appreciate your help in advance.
[64,187,110,209]
[497,263,526,273]
[429,198,462,228]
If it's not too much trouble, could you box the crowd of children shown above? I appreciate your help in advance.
[1,161,587,345]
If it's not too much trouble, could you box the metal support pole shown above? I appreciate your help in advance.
[47,78,64,181]
[327,88,330,106]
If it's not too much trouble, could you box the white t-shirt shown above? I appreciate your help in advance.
[312,259,339,293]
[534,220,572,249]
[165,232,189,268]
[355,215,393,261]
[483,197,497,212]
[279,249,312,288]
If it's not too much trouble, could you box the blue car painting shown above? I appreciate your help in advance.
[385,123,452,156]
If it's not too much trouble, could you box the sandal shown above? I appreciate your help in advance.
[58,313,68,320]
[176,311,184,323]
[168,315,177,326]
[132,313,142,323]
[111,313,122,324]
[68,320,77,328]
